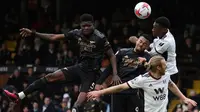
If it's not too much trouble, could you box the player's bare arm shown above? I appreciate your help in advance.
[106,48,122,85]
[87,83,129,100]
[129,36,138,44]
[20,28,65,41]
[168,80,197,106]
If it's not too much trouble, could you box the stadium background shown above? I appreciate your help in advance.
[0,0,200,111]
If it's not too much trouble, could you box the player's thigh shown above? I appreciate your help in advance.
[79,71,97,92]
[45,65,80,83]
[111,94,126,112]
[44,69,66,82]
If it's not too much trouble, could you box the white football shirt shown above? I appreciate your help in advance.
[149,30,178,75]
[127,72,171,112]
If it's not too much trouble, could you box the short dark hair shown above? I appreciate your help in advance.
[80,13,94,22]
[139,33,152,43]
[155,16,170,28]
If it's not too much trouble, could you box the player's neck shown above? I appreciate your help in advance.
[159,30,168,38]
[149,71,161,79]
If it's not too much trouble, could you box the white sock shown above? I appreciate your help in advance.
[18,92,26,99]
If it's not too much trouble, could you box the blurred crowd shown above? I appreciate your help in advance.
[1,0,200,112]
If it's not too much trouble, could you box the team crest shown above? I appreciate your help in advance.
[122,55,140,68]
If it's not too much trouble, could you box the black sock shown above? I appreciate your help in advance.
[23,77,47,95]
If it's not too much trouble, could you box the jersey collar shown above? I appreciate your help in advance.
[158,29,169,39]
[149,72,161,80]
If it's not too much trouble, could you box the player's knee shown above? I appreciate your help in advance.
[44,73,55,82]
[44,71,65,82]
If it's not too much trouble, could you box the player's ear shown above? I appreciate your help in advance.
[156,65,161,71]
[163,28,168,32]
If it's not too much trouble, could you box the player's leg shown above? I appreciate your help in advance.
[72,92,87,112]
[4,66,78,102]
[127,89,144,112]
[111,93,126,112]
[72,70,97,112]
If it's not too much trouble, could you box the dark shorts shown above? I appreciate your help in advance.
[170,73,179,84]
[111,89,144,112]
[61,65,98,92]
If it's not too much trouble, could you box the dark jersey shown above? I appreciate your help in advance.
[96,48,151,85]
[64,29,111,71]
[116,48,151,82]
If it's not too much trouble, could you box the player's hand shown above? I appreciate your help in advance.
[95,84,104,90]
[19,28,33,37]
[110,75,122,86]
[129,36,138,44]
[87,91,101,101]
[182,98,197,107]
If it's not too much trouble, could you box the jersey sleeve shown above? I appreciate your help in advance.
[154,41,170,54]
[127,75,144,89]
[64,29,79,40]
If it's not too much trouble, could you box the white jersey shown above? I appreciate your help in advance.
[149,30,178,75]
[127,72,171,112]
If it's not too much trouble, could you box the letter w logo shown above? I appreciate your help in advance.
[154,87,164,94]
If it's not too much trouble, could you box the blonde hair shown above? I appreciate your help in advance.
[144,55,165,72]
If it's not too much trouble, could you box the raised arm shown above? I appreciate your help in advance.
[20,28,66,41]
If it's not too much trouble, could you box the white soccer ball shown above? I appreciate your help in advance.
[134,2,151,19]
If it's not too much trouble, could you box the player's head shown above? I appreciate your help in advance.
[135,34,151,52]
[152,16,170,37]
[80,13,95,36]
[146,55,166,76]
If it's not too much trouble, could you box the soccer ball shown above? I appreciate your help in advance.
[134,2,151,19]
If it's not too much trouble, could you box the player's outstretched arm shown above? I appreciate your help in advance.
[87,83,129,100]
[20,28,65,41]
[129,36,138,44]
[168,80,197,106]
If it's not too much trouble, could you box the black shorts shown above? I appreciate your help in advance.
[61,65,99,92]
[111,89,144,112]
[170,73,179,84]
